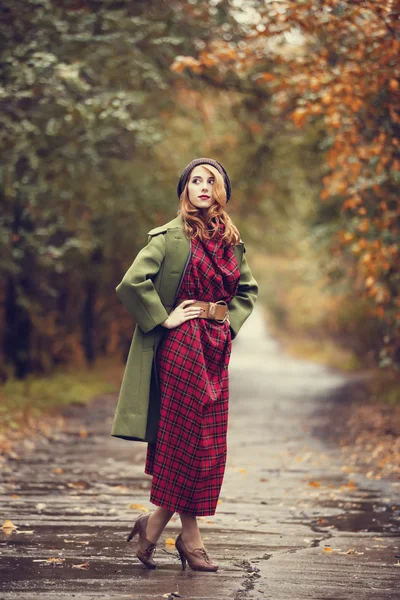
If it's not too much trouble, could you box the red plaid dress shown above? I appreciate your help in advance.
[145,222,241,515]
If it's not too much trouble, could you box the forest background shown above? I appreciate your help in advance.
[1,0,399,462]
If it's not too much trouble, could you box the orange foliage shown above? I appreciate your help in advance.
[170,2,400,361]
[169,0,400,366]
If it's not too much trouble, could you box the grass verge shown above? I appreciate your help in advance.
[0,357,123,452]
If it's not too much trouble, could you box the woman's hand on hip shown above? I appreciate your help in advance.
[161,299,202,329]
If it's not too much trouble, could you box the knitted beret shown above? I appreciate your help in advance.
[177,157,231,203]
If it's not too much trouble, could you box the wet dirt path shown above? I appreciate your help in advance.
[1,306,399,599]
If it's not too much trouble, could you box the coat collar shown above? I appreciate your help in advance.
[148,215,244,246]
[147,215,183,236]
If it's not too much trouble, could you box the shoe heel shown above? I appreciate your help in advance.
[127,520,139,542]
[178,549,187,571]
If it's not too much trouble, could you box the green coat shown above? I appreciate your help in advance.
[111,215,259,443]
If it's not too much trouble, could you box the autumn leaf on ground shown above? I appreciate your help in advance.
[72,562,89,569]
[165,537,176,546]
[307,480,322,487]
[128,503,149,512]
[337,548,364,555]
[67,481,89,489]
[341,480,357,490]
[324,546,333,552]
[110,485,129,494]
[39,557,65,566]
[2,519,17,533]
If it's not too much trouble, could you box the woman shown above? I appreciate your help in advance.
[112,157,258,572]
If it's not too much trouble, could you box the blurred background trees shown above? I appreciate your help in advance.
[1,0,399,393]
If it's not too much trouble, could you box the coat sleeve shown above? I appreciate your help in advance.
[228,248,259,340]
[115,233,169,333]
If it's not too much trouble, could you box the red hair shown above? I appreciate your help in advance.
[176,164,240,245]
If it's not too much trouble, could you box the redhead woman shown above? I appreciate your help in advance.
[111,157,258,572]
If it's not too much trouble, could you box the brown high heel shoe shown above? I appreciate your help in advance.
[127,513,157,569]
[175,533,218,572]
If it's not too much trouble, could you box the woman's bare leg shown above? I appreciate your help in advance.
[145,507,175,543]
[179,512,203,550]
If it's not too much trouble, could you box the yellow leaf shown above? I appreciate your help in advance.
[45,557,64,565]
[2,520,17,532]
[324,546,333,552]
[128,503,149,512]
[165,537,176,546]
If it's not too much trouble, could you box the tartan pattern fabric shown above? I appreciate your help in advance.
[145,222,241,515]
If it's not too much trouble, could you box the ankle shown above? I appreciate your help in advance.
[145,513,162,544]
[181,531,203,550]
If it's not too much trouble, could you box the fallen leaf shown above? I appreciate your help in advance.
[110,485,129,494]
[52,467,64,474]
[2,519,17,533]
[128,503,149,512]
[165,537,176,546]
[344,480,357,489]
[308,480,321,487]
[323,546,333,552]
[44,557,64,565]
[67,481,89,489]
[72,562,89,569]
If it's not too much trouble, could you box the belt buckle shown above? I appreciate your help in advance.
[214,300,229,323]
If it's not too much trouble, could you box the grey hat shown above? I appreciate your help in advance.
[177,157,231,202]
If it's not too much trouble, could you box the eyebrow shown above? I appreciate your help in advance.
[191,175,214,180]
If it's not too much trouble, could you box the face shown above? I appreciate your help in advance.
[187,165,216,213]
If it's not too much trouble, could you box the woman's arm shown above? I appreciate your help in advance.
[115,233,169,334]
[228,250,259,340]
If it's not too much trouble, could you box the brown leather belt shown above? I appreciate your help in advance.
[180,299,229,323]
